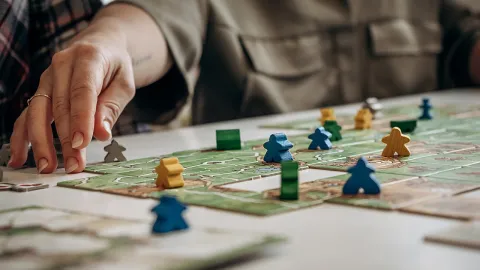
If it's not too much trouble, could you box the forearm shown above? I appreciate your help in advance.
[69,3,172,88]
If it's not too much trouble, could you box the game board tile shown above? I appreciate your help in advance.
[84,166,143,175]
[405,141,477,156]
[290,143,314,153]
[113,157,162,166]
[293,151,338,164]
[419,132,480,144]
[148,188,325,216]
[118,162,158,170]
[424,166,480,183]
[180,156,258,169]
[307,147,384,166]
[424,222,480,250]
[444,147,480,156]
[400,196,480,221]
[335,138,377,148]
[408,153,480,167]
[184,166,211,173]
[317,172,413,188]
[397,152,439,162]
[326,181,442,210]
[57,175,154,190]
[379,162,460,178]
[97,181,208,198]
[309,154,417,172]
[389,176,480,196]
[115,169,156,177]
[201,163,290,182]
[171,149,207,156]
[220,150,262,156]
[0,206,285,270]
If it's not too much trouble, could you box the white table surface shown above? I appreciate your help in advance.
[2,89,480,270]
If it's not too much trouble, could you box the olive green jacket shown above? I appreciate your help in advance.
[119,0,480,125]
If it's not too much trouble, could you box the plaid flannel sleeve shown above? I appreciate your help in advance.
[0,0,151,145]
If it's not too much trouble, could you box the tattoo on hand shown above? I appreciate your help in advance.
[132,54,152,67]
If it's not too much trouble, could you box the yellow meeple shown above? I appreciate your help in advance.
[354,108,372,130]
[319,108,336,125]
[381,127,411,157]
[155,157,185,189]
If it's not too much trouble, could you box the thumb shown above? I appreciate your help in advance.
[93,75,135,141]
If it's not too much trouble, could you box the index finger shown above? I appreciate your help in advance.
[69,44,107,150]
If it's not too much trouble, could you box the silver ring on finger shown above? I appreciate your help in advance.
[27,94,52,106]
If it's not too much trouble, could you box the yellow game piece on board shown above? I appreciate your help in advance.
[354,108,372,129]
[320,108,336,125]
[155,157,185,189]
[381,127,411,157]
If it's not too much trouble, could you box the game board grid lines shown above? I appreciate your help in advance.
[422,166,480,183]
[465,162,480,168]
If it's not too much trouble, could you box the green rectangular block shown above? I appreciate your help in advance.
[390,119,417,133]
[280,161,299,200]
[216,129,242,150]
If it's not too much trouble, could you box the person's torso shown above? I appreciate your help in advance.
[192,0,442,124]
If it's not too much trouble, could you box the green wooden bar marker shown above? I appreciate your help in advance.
[216,129,242,150]
[280,161,299,200]
[390,119,417,133]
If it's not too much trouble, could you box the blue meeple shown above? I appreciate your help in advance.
[308,127,332,150]
[342,157,381,195]
[419,97,433,120]
[263,133,293,163]
[151,195,189,234]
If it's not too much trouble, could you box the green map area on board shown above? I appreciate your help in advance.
[0,206,284,270]
[57,104,480,219]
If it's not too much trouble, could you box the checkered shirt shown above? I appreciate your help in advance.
[0,0,151,146]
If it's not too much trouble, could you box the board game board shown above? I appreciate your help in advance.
[0,206,283,270]
[57,103,480,219]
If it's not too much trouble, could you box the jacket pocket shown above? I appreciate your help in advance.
[367,19,442,97]
[238,32,341,115]
[239,32,334,78]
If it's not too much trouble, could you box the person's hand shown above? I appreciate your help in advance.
[8,18,135,173]
[471,40,480,85]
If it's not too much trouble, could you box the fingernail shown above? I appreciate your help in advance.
[103,120,112,139]
[65,157,78,174]
[37,158,48,173]
[72,132,84,149]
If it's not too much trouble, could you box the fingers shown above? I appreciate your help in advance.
[8,109,29,168]
[51,50,84,173]
[94,56,135,141]
[26,68,57,173]
[69,44,107,150]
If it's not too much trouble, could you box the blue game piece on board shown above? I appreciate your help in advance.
[419,97,433,120]
[263,133,294,163]
[308,127,332,150]
[342,157,381,195]
[151,195,189,234]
